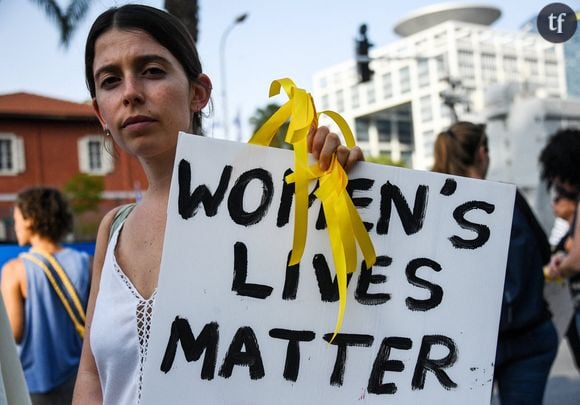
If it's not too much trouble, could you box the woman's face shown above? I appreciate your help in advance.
[91,28,209,161]
[551,181,578,223]
[13,207,33,246]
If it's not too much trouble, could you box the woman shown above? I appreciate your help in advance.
[73,5,363,404]
[541,128,580,372]
[1,187,91,404]
[433,121,558,405]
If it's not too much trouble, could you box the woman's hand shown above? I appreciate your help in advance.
[546,251,566,279]
[308,126,364,172]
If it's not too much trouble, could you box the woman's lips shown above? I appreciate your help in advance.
[122,115,156,129]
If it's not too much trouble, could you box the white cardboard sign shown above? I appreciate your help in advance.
[141,133,515,404]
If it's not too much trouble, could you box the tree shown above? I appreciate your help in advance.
[164,0,199,43]
[64,173,104,214]
[366,154,407,168]
[28,0,91,47]
[63,173,104,240]
[29,0,200,47]
[249,103,291,149]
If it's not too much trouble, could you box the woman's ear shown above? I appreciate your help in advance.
[92,98,107,128]
[190,74,212,112]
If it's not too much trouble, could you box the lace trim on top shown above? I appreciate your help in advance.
[112,259,157,404]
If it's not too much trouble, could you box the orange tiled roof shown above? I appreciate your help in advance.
[0,92,97,120]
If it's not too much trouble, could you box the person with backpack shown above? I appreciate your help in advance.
[1,187,91,404]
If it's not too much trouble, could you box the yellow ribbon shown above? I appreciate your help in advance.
[249,78,376,340]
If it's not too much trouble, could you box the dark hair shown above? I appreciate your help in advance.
[432,121,487,176]
[85,4,205,132]
[539,128,580,189]
[16,187,73,243]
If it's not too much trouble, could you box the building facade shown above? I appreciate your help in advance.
[0,92,147,240]
[312,4,568,170]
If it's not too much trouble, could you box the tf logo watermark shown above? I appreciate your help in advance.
[537,3,578,43]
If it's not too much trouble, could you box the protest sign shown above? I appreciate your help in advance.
[141,133,515,404]
[0,293,31,405]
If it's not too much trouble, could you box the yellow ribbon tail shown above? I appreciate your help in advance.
[249,78,377,339]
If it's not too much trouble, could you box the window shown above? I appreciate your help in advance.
[382,73,392,99]
[355,119,370,142]
[503,56,518,74]
[78,136,113,175]
[481,53,497,83]
[458,50,474,79]
[397,121,413,145]
[0,134,25,175]
[436,55,447,79]
[377,119,392,142]
[418,59,430,87]
[525,58,539,77]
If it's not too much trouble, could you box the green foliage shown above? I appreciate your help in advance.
[249,103,292,149]
[366,154,407,168]
[64,173,104,214]
[29,0,92,46]
[164,0,199,43]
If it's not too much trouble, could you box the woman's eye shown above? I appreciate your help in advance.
[100,76,120,89]
[144,67,165,77]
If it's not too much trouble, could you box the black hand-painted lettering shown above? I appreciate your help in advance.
[276,169,319,227]
[178,160,232,219]
[355,255,392,305]
[439,179,457,196]
[313,254,354,302]
[405,258,443,312]
[228,168,274,226]
[269,329,315,382]
[219,326,265,380]
[315,203,327,230]
[160,317,219,380]
[232,242,273,299]
[449,201,495,249]
[412,335,458,390]
[282,251,299,300]
[347,178,375,231]
[367,337,413,394]
[323,333,374,386]
[377,182,428,235]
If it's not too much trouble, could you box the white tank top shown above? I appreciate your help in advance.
[91,221,156,404]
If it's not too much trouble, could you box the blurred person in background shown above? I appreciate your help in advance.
[433,121,557,405]
[0,187,91,405]
[541,128,580,372]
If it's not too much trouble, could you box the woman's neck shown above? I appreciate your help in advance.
[466,166,485,180]
[29,235,61,254]
[138,151,175,197]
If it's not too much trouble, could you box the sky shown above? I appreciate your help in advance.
[0,0,571,140]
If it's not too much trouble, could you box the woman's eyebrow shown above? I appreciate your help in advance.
[94,54,171,79]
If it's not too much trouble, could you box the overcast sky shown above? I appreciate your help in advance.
[0,0,567,139]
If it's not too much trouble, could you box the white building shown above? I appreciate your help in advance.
[312,3,568,170]
[485,83,580,230]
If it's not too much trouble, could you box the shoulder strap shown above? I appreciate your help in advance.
[20,251,86,338]
[108,203,137,242]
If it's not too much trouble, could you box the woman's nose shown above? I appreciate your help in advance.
[122,77,144,107]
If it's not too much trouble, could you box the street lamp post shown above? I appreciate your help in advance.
[219,13,248,140]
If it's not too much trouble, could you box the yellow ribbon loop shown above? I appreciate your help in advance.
[249,78,377,340]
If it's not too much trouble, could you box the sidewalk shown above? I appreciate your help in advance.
[544,341,580,405]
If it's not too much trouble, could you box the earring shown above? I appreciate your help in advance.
[104,127,111,137]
